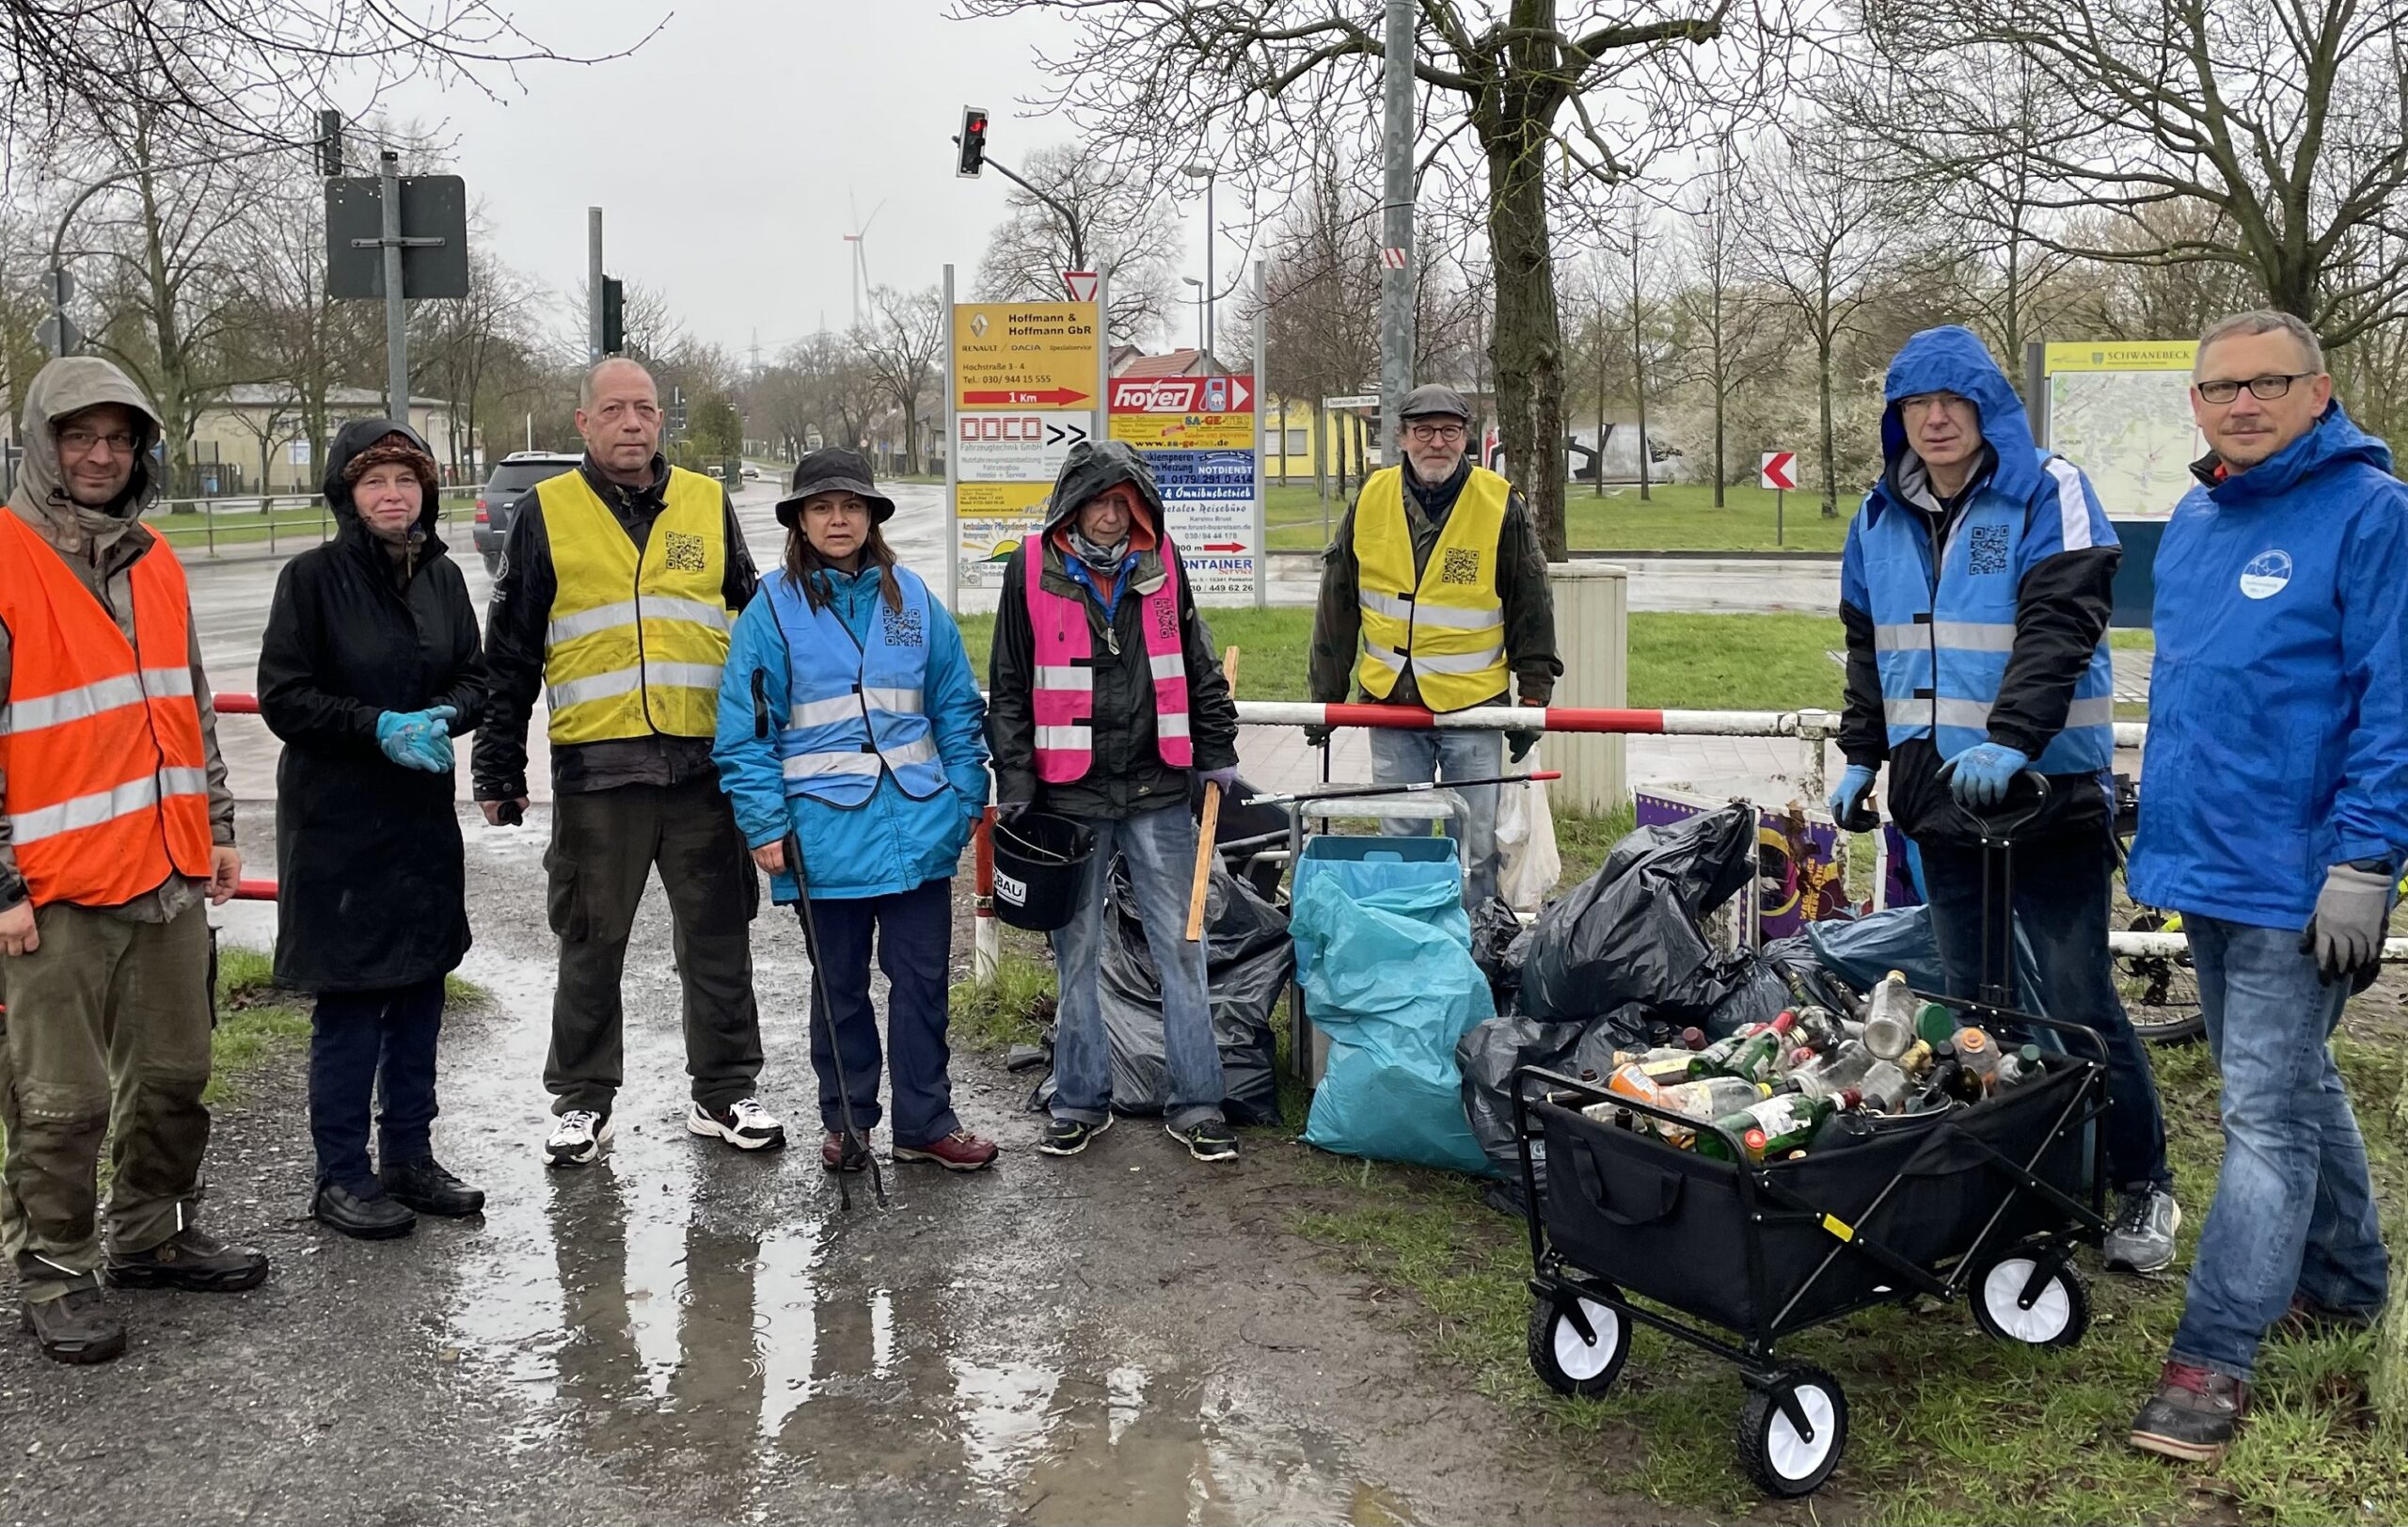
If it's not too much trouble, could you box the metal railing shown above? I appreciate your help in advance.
[145,486,480,560]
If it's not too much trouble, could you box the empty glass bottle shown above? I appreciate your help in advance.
[1863,972,1917,1060]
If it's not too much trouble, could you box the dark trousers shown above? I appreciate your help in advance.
[802,879,958,1146]
[544,778,764,1117]
[1916,830,2174,1193]
[309,978,446,1193]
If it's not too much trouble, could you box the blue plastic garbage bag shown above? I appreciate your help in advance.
[1294,866,1496,1176]
[1804,904,2050,1016]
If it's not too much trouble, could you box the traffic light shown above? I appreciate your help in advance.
[955,106,989,178]
[316,108,343,178]
[601,276,625,355]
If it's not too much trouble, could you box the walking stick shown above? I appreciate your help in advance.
[1185,646,1240,941]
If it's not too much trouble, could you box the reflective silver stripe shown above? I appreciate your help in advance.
[1148,652,1184,682]
[547,596,732,645]
[1156,712,1191,740]
[1036,725,1089,752]
[1035,665,1092,692]
[863,687,925,715]
[2043,455,2097,552]
[0,666,196,736]
[884,735,940,766]
[790,694,865,729]
[1398,644,1505,676]
[548,660,723,711]
[784,753,884,781]
[1887,696,2116,732]
[1360,640,1406,674]
[9,766,209,845]
[1360,590,1500,631]
[1874,622,2014,652]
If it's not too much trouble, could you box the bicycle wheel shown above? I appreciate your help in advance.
[2115,909,2204,1046]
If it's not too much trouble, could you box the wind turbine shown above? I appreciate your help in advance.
[843,193,887,330]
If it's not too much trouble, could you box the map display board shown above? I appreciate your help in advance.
[2040,342,2206,522]
[1107,375,1261,601]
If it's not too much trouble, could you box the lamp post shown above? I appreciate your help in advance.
[1180,276,1206,356]
[1181,163,1215,361]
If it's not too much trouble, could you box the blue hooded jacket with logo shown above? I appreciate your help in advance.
[1839,326,2121,843]
[2126,402,2408,928]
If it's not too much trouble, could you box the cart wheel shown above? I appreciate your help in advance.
[1527,1292,1628,1397]
[1970,1246,2091,1348]
[1736,1364,1847,1498]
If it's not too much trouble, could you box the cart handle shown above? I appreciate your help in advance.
[1513,1064,1759,1170]
[1951,768,2052,842]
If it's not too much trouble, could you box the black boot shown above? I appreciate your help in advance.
[381,1156,485,1217]
[19,1286,125,1365]
[312,1182,417,1240]
[106,1228,270,1292]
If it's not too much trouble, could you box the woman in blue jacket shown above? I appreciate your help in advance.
[714,449,996,1172]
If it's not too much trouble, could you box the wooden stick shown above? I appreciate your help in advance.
[1185,645,1240,941]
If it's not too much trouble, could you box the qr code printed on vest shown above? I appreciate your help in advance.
[1968,525,2009,576]
[661,531,707,572]
[882,604,925,647]
[1441,548,1481,585]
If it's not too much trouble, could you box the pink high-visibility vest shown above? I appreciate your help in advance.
[1026,533,1193,783]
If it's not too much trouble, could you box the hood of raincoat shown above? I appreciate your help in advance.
[7,356,164,534]
[2196,398,2393,506]
[1043,439,1167,533]
[1868,325,2041,523]
[323,417,443,538]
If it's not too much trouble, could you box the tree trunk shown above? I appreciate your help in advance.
[1484,124,1567,560]
[1594,307,1607,500]
[1630,248,1651,503]
[1711,280,1728,508]
[1817,328,1839,519]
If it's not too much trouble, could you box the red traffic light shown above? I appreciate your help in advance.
[956,105,990,178]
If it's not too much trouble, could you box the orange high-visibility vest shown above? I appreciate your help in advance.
[0,514,214,908]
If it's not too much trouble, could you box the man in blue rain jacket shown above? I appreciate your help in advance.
[1831,325,2176,1274]
[2124,311,2404,1466]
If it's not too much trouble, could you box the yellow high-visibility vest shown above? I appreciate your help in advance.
[538,465,733,744]
[1353,464,1511,712]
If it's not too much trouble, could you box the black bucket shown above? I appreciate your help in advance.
[992,811,1096,931]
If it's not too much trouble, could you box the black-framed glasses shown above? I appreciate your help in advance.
[1406,422,1466,442]
[2194,373,2315,405]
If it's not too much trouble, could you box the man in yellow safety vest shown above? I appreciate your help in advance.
[473,358,784,1167]
[1307,384,1560,906]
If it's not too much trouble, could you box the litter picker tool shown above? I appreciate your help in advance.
[1185,646,1239,941]
[756,668,886,1210]
[1245,770,1560,810]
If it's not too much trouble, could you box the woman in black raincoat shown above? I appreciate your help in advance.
[257,421,487,1240]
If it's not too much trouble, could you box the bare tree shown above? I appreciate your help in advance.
[218,186,384,494]
[974,142,1179,343]
[1668,137,1782,503]
[1854,0,2408,345]
[949,0,1761,559]
[418,249,547,480]
[858,285,946,476]
[1741,122,1903,517]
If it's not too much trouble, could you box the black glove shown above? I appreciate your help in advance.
[994,800,1031,825]
[1303,724,1333,748]
[1506,727,1541,765]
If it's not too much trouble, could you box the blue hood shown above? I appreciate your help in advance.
[1876,326,2041,512]
[2206,400,2393,507]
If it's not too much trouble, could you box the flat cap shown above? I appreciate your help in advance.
[1399,383,1472,422]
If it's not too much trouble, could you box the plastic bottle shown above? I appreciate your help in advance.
[1863,972,1917,1060]
[1953,1026,2002,1090]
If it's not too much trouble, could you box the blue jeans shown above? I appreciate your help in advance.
[1050,803,1226,1131]
[1917,833,2172,1193]
[309,978,446,1194]
[2170,914,2389,1381]
[803,879,958,1146]
[1369,726,1502,907]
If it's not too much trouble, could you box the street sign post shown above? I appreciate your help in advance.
[1062,269,1099,303]
[1110,374,1261,602]
[950,297,1104,602]
[1761,449,1797,545]
[326,157,469,422]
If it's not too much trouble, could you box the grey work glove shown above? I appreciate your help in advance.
[2301,862,2394,987]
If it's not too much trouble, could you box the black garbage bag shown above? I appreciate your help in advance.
[1517,803,1765,1026]
[1455,1002,1651,1181]
[1030,857,1291,1126]
[1467,897,1528,1011]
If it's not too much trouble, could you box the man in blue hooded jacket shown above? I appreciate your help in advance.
[1830,326,2177,1274]
[2124,311,2403,1466]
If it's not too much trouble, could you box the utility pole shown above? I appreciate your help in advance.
[1378,0,1417,450]
[379,151,409,425]
[587,207,604,363]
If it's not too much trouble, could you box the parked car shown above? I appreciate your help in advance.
[740,464,762,481]
[471,452,582,575]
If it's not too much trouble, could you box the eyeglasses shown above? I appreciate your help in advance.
[59,427,138,456]
[1899,392,1972,417]
[2195,373,2316,405]
[1405,422,1466,443]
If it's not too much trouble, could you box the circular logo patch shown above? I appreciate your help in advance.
[2239,549,2292,600]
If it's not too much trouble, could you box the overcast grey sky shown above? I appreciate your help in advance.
[387,0,1207,358]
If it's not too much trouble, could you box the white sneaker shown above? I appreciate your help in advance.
[688,1097,786,1152]
[544,1108,612,1167]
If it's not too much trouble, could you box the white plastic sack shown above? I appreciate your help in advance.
[1495,743,1562,914]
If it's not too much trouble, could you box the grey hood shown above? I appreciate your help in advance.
[1042,439,1166,533]
[8,356,164,546]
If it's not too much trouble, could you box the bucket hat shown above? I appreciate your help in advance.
[776,446,895,527]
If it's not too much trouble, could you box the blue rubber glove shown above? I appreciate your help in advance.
[1938,742,2030,808]
[375,711,431,770]
[404,726,455,772]
[376,707,457,772]
[1827,764,1877,824]
[1199,767,1243,798]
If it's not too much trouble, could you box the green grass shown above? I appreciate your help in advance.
[958,608,1844,714]
[1265,482,1856,554]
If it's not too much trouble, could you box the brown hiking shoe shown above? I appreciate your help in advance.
[20,1287,126,1365]
[106,1228,269,1293]
[894,1130,1000,1171]
[821,1132,871,1173]
[2130,1360,2248,1464]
